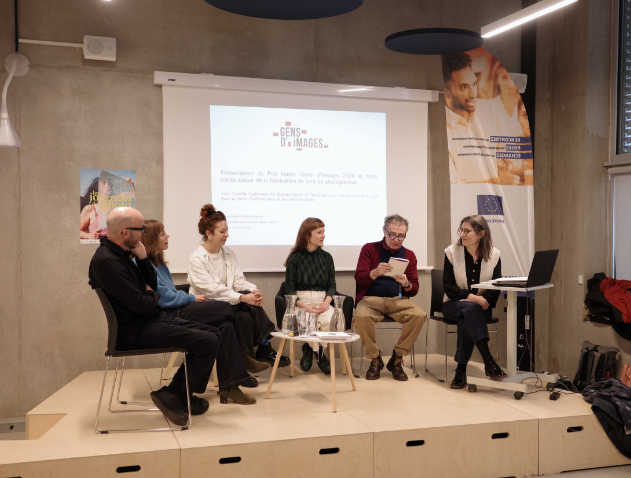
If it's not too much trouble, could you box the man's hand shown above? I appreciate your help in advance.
[393,274,411,288]
[195,295,206,302]
[145,284,153,291]
[374,262,392,276]
[130,242,147,260]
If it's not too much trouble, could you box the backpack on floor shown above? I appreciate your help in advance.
[573,340,620,392]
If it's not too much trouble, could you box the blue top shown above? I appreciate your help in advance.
[365,244,406,298]
[153,263,195,309]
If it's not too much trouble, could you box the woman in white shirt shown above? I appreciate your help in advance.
[188,204,290,368]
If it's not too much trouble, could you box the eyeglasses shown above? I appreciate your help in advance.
[386,232,406,241]
[458,228,474,236]
[125,226,146,234]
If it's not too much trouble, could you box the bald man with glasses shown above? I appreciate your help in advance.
[89,207,218,426]
[353,214,427,381]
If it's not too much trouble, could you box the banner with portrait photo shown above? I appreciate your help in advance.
[442,48,533,276]
[80,169,136,244]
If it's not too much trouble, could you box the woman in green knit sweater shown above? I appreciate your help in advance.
[284,217,337,374]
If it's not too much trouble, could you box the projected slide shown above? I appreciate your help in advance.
[210,106,387,246]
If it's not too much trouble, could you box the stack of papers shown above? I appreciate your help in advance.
[313,332,352,340]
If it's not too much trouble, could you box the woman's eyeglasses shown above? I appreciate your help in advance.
[458,228,474,236]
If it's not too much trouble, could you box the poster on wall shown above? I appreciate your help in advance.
[80,169,136,244]
[441,48,534,276]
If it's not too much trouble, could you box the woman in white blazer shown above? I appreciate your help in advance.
[442,215,505,390]
[188,204,290,368]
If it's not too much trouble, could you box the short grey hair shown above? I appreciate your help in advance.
[383,214,409,231]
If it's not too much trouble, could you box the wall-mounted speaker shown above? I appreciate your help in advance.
[83,36,116,62]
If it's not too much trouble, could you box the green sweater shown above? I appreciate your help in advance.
[285,248,336,297]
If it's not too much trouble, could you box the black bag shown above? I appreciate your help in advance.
[573,340,619,391]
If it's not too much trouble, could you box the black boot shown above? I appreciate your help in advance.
[256,343,290,367]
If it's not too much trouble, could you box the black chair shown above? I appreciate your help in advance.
[94,288,192,433]
[354,282,419,378]
[274,282,354,331]
[424,269,499,383]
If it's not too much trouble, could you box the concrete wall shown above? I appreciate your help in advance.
[534,0,631,377]
[2,0,586,418]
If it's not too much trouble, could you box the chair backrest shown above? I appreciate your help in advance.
[275,281,353,330]
[430,269,445,317]
[95,288,119,356]
[175,283,190,294]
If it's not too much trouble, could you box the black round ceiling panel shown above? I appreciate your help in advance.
[385,28,483,55]
[203,0,363,20]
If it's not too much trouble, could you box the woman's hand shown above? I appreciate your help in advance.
[313,301,330,314]
[92,228,103,239]
[241,293,263,307]
[466,293,489,310]
[195,295,206,302]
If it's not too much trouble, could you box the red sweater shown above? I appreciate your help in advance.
[354,241,419,305]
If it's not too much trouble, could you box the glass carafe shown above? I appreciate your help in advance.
[281,295,298,335]
[329,295,346,332]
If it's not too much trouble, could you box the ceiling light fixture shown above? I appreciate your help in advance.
[481,0,578,38]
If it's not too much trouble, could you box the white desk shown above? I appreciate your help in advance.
[469,282,554,397]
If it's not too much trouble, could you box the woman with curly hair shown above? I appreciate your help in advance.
[187,204,290,369]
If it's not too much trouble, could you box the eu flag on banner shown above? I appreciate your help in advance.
[477,195,504,215]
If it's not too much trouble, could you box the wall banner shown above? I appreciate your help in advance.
[442,48,534,275]
[80,169,136,244]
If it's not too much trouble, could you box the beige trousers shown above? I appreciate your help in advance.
[353,296,427,358]
[296,290,333,351]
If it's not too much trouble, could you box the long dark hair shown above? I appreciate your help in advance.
[142,219,167,267]
[284,217,325,267]
[457,215,492,261]
[198,204,227,241]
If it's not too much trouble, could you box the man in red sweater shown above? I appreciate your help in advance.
[354,214,427,381]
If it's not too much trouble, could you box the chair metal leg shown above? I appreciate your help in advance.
[424,320,447,383]
[111,356,154,409]
[95,354,191,434]
[489,324,500,362]
[94,356,111,434]
[358,341,364,378]
[410,343,419,378]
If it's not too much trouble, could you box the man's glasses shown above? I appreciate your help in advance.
[386,232,406,241]
[125,226,146,234]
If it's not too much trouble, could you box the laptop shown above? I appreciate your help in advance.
[492,250,559,289]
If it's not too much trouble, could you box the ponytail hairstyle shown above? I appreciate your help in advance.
[198,204,227,241]
[457,215,493,261]
[284,217,325,267]
[142,219,167,267]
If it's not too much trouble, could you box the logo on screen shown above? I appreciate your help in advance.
[272,121,329,151]
[477,195,504,215]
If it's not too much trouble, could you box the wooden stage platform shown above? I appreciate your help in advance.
[1,353,630,478]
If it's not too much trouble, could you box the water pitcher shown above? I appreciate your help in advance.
[329,295,346,332]
[281,295,298,334]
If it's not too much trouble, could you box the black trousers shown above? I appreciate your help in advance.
[233,294,276,356]
[164,301,250,391]
[442,300,492,364]
[123,314,218,399]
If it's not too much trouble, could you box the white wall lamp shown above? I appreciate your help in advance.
[481,0,578,38]
[0,53,29,148]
